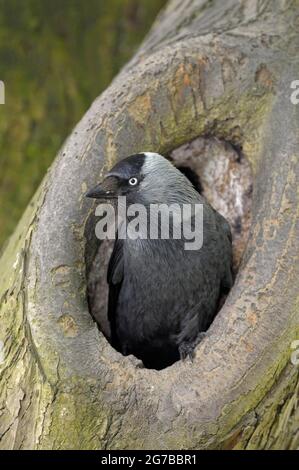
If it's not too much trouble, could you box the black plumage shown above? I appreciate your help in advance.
[86,152,233,369]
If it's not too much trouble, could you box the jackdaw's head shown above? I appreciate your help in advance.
[86,152,197,205]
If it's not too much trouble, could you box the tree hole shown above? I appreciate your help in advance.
[84,137,253,369]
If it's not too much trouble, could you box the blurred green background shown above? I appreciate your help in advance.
[0,0,166,247]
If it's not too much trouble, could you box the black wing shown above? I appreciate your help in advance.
[107,235,124,351]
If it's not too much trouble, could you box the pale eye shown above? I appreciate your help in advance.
[129,177,138,186]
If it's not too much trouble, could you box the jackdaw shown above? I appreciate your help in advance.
[86,152,233,369]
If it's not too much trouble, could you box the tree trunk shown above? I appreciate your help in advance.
[0,0,298,450]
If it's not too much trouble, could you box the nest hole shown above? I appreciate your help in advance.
[84,137,253,369]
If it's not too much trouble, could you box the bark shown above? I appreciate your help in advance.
[0,0,299,450]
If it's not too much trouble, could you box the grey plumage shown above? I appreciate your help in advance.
[86,152,233,369]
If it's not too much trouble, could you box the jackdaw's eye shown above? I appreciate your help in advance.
[128,177,138,186]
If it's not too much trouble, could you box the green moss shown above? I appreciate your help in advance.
[0,0,166,246]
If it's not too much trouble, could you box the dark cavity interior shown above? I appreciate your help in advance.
[84,137,253,370]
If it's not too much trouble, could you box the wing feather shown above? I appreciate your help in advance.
[107,235,124,350]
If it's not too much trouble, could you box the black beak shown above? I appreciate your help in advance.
[85,176,119,199]
[85,184,108,199]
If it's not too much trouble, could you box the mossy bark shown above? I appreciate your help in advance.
[0,0,299,449]
[0,0,166,246]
